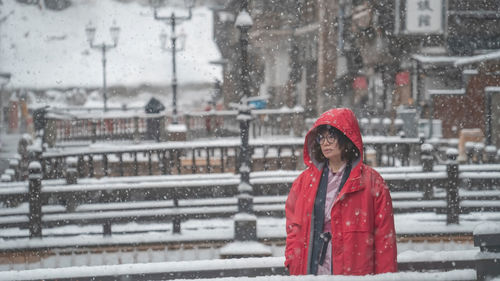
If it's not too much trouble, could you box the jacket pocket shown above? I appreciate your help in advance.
[341,225,374,275]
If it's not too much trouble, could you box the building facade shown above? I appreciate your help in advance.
[212,0,500,142]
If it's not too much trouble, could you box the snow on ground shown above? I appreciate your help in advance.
[0,0,222,89]
[0,261,478,281]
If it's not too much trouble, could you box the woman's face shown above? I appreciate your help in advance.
[317,130,343,162]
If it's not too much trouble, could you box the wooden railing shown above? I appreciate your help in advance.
[39,139,302,180]
[46,107,422,143]
[2,151,500,238]
[35,137,423,181]
[184,107,305,138]
[42,107,306,145]
[6,136,499,185]
[46,110,171,143]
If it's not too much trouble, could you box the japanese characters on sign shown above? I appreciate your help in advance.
[405,0,444,34]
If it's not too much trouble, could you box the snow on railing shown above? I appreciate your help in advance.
[42,107,444,146]
[36,136,423,180]
[1,163,500,240]
[43,108,307,144]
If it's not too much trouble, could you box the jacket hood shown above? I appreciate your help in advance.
[303,108,363,170]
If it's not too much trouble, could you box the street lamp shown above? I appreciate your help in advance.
[235,3,253,193]
[85,21,120,112]
[220,3,270,259]
[151,0,195,124]
[0,72,11,133]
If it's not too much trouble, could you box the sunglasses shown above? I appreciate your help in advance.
[316,131,338,145]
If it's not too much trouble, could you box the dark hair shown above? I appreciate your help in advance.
[312,125,360,163]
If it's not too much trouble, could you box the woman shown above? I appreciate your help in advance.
[285,108,397,275]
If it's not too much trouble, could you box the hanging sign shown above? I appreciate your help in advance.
[405,0,444,34]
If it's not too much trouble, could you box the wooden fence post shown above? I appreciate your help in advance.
[382,118,391,136]
[485,145,497,164]
[465,142,474,164]
[421,143,434,199]
[184,114,190,136]
[173,188,181,234]
[102,190,112,236]
[65,157,78,212]
[9,159,19,181]
[28,161,43,238]
[371,118,381,136]
[394,118,404,136]
[27,138,43,179]
[91,120,97,144]
[103,221,112,236]
[446,148,459,225]
[160,115,167,142]
[133,116,140,143]
[77,156,85,178]
[474,223,500,281]
[473,143,484,164]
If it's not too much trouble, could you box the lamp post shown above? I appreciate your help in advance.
[85,21,120,112]
[235,3,253,197]
[151,0,194,125]
[0,72,11,133]
[220,2,270,259]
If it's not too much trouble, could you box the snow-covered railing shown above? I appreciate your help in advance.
[46,112,171,144]
[362,136,421,166]
[1,162,500,278]
[184,107,305,138]
[35,137,424,181]
[43,108,306,145]
[44,107,459,145]
[2,141,499,241]
[359,116,403,136]
[50,106,144,114]
[462,141,500,164]
[1,190,499,238]
[39,138,302,179]
[2,161,500,239]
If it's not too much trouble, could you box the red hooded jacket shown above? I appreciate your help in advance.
[285,108,397,275]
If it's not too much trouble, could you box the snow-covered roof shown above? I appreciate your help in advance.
[0,0,222,89]
[485,86,500,93]
[411,54,462,65]
[454,49,500,66]
[428,88,466,95]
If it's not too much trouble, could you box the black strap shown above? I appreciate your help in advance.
[318,232,332,265]
[310,164,329,275]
